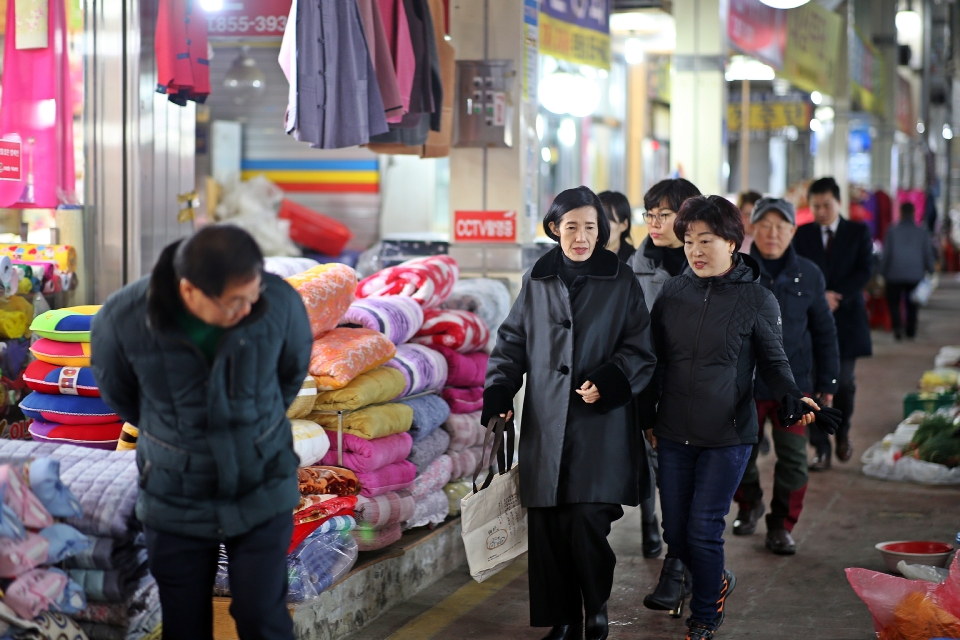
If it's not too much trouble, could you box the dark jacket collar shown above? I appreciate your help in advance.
[749,243,800,280]
[147,239,269,334]
[685,251,760,289]
[530,245,620,280]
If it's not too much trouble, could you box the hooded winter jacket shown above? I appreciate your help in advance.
[628,236,691,313]
[648,253,801,448]
[90,241,313,540]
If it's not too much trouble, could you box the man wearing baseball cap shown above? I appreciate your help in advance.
[731,198,841,555]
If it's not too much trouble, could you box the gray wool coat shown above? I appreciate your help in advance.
[482,246,657,508]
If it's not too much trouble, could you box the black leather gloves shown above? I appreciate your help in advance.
[777,394,843,435]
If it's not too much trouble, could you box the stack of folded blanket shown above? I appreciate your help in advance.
[402,454,452,531]
[440,278,512,352]
[431,345,488,416]
[356,255,459,310]
[339,297,424,346]
[442,411,489,482]
[22,306,125,450]
[0,459,88,632]
[0,440,162,640]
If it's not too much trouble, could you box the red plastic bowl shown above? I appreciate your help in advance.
[880,541,954,555]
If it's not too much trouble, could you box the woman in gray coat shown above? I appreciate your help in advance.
[483,186,657,640]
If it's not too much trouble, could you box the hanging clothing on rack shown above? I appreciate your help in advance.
[378,0,417,122]
[279,0,299,136]
[156,0,210,105]
[294,0,390,149]
[358,0,405,122]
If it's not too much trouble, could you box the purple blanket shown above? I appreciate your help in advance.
[431,346,488,388]
[441,387,483,414]
[339,297,425,345]
[384,344,448,397]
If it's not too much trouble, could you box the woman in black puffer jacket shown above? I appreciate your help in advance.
[643,196,838,640]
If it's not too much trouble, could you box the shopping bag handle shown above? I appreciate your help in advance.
[472,415,516,493]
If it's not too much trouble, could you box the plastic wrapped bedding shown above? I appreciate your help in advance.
[441,386,483,414]
[444,481,472,516]
[410,455,453,502]
[439,278,511,344]
[407,428,451,476]
[291,420,330,467]
[400,394,451,443]
[313,367,406,411]
[384,344,448,397]
[356,255,459,309]
[264,256,321,278]
[354,523,402,552]
[319,432,413,474]
[356,460,417,498]
[339,297,425,345]
[285,263,358,338]
[443,412,485,452]
[353,490,415,529]
[214,531,358,602]
[402,489,450,530]
[411,309,490,354]
[432,346,488,388]
[310,403,413,440]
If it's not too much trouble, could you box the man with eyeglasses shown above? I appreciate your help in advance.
[91,225,312,639]
[731,198,839,555]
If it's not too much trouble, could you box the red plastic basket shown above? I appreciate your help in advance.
[278,198,353,256]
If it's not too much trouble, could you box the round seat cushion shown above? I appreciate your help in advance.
[20,393,119,425]
[29,339,91,367]
[30,306,100,342]
[23,361,100,397]
[28,421,123,450]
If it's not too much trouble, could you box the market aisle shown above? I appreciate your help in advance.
[346,278,960,640]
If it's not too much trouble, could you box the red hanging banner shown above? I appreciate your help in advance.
[0,141,22,182]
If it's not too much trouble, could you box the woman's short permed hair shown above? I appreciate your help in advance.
[543,186,611,248]
[673,195,745,252]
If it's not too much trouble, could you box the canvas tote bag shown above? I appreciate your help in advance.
[460,415,527,583]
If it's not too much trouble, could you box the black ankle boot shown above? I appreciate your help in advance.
[585,602,608,640]
[541,622,583,640]
[643,558,690,618]
[641,517,663,558]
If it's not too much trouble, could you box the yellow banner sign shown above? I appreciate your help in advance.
[728,102,811,131]
[780,1,843,95]
[539,12,611,70]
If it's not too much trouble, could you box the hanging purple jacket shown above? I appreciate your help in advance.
[296,0,389,149]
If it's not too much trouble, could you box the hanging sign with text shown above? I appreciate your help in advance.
[454,211,518,243]
[0,141,22,181]
[206,0,291,40]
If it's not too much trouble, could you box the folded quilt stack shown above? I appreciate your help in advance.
[22,307,125,451]
[0,440,161,639]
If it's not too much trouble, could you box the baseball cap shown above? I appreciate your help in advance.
[750,197,796,226]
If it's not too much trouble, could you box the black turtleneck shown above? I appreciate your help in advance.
[759,254,788,279]
[661,246,688,277]
[559,253,589,288]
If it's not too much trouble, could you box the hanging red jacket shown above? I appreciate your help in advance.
[185,2,211,103]
[156,0,193,97]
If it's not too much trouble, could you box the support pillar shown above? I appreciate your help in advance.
[670,0,725,195]
[871,0,899,195]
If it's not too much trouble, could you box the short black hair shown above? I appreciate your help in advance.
[737,191,763,209]
[674,195,745,252]
[643,178,702,214]
[173,225,264,298]
[543,186,610,249]
[597,191,632,244]
[808,177,841,202]
[900,202,916,222]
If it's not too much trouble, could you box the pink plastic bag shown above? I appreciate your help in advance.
[846,553,960,635]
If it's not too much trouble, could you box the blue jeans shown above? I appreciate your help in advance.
[657,438,753,629]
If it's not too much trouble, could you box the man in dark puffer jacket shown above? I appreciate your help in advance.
[91,226,312,640]
[732,198,840,556]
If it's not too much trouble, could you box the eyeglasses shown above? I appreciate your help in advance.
[643,210,676,225]
[207,282,266,317]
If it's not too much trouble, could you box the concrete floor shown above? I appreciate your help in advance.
[348,279,960,640]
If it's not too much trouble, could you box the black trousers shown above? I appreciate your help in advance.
[145,512,294,640]
[527,503,624,627]
[809,357,857,455]
[885,281,920,337]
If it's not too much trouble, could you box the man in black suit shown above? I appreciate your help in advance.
[792,177,873,470]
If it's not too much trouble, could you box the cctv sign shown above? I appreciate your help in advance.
[454,211,517,243]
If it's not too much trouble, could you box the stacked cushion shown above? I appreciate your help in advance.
[29,340,91,368]
[24,361,100,397]
[29,307,100,342]
[20,395,118,426]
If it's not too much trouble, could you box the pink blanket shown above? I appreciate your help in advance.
[443,412,485,452]
[410,455,453,501]
[320,432,413,474]
[411,309,490,354]
[356,460,417,497]
[441,387,483,414]
[355,523,402,552]
[356,255,459,309]
[447,445,489,481]
[431,346,488,388]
